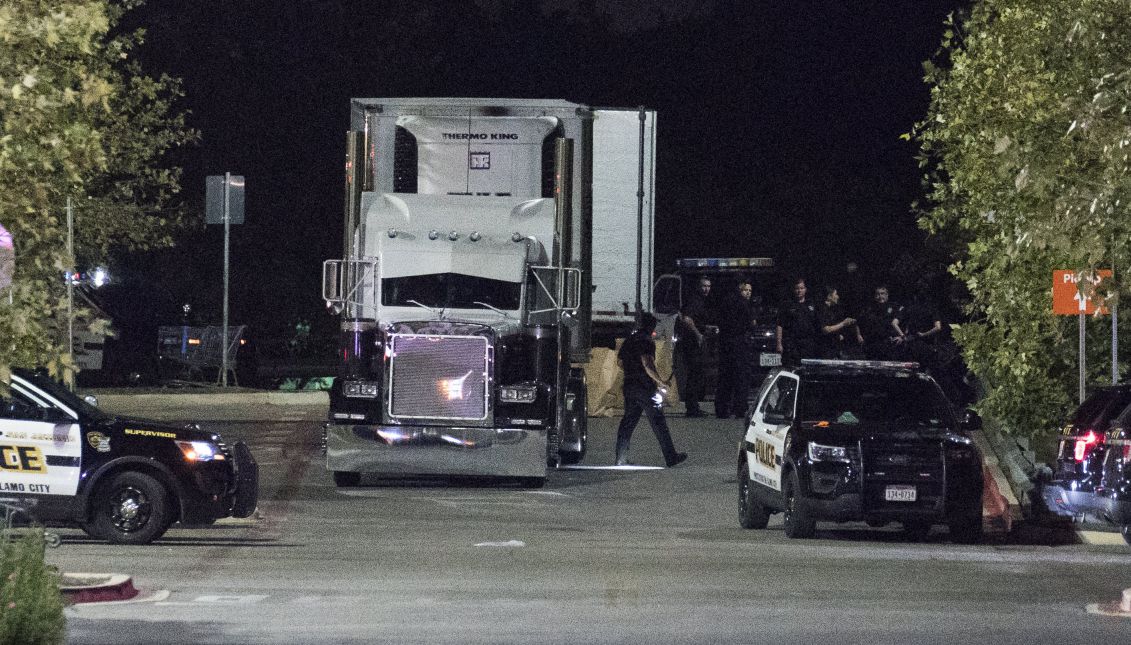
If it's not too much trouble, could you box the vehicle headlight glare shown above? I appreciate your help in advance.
[808,442,849,463]
[176,440,222,462]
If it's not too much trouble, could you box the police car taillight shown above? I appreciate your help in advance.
[1073,430,1102,462]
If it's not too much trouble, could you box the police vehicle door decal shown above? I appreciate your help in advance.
[746,375,797,492]
[0,419,81,496]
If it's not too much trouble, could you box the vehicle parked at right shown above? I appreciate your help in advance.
[737,359,984,542]
[1040,384,1131,545]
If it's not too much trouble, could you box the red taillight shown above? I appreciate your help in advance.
[1074,430,1102,462]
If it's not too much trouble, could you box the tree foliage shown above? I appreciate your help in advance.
[916,0,1131,440]
[0,0,196,379]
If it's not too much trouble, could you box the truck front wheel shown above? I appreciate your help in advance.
[88,471,173,545]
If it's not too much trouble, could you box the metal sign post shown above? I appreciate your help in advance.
[1053,269,1113,403]
[206,174,245,386]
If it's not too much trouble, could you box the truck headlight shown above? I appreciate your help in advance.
[808,442,849,463]
[344,380,380,398]
[176,441,224,462]
[499,385,538,403]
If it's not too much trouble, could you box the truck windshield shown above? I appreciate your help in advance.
[382,273,521,310]
[798,377,953,428]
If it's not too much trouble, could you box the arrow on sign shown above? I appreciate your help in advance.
[1074,291,1090,312]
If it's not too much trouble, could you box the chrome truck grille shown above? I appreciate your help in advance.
[387,334,490,421]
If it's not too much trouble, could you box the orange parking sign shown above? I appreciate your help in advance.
[1053,269,1112,315]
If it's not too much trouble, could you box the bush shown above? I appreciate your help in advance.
[0,530,66,645]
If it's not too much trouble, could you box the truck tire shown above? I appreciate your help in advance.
[738,461,769,529]
[782,470,816,539]
[333,471,362,488]
[88,471,173,545]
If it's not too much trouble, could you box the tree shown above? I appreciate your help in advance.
[0,0,196,379]
[915,0,1131,441]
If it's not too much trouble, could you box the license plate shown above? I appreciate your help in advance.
[759,352,782,367]
[884,485,917,502]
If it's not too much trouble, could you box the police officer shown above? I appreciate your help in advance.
[674,276,712,417]
[714,278,759,419]
[776,277,819,366]
[615,314,688,468]
[858,284,904,360]
[817,285,863,359]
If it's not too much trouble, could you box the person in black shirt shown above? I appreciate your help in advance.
[674,277,713,417]
[817,286,863,359]
[894,289,943,368]
[858,284,904,360]
[776,277,819,366]
[714,278,758,419]
[615,314,688,468]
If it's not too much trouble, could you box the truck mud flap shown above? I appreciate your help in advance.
[231,441,259,518]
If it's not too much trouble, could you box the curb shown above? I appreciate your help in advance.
[1086,588,1131,618]
[59,573,138,604]
[970,430,1021,533]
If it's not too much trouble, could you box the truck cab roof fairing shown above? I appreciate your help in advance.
[362,193,554,266]
[379,237,527,283]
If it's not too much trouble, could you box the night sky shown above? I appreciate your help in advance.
[101,0,967,362]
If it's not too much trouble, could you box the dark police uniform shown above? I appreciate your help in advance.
[674,292,711,416]
[778,298,819,366]
[858,300,902,360]
[817,300,858,359]
[714,295,756,418]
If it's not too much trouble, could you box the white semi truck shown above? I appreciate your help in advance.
[322,98,656,487]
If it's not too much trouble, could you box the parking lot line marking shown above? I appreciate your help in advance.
[191,594,269,604]
[475,540,526,548]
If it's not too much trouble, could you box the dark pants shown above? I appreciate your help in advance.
[715,336,751,418]
[616,387,679,465]
[674,344,706,411]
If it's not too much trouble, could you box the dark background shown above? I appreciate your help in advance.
[90,0,967,383]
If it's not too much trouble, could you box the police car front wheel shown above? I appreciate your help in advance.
[88,471,173,545]
[782,470,816,539]
[738,462,769,529]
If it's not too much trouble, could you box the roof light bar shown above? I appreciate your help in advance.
[799,359,920,370]
[676,257,775,269]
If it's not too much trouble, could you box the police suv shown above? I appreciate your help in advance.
[1,369,257,544]
[738,360,984,542]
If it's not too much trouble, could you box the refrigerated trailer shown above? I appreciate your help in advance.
[322,98,656,487]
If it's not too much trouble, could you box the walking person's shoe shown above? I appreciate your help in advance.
[685,405,704,418]
[665,452,688,468]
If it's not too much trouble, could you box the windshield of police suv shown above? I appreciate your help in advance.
[382,273,521,311]
[798,376,953,428]
[12,369,111,422]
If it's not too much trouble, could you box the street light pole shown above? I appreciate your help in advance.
[67,197,74,377]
